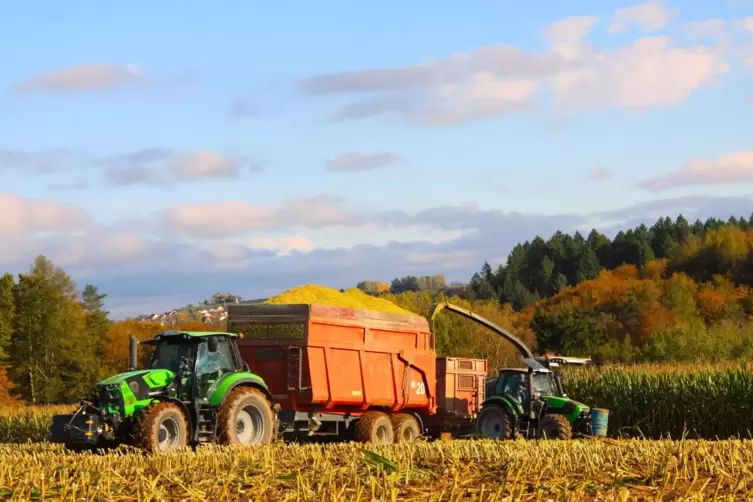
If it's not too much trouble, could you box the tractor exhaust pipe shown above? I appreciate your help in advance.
[128,336,138,371]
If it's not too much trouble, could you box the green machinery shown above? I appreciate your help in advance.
[50,330,278,452]
[428,302,605,440]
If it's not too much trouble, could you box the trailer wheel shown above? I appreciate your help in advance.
[538,414,572,440]
[392,414,420,443]
[475,405,512,440]
[132,402,188,453]
[217,387,275,446]
[355,412,393,445]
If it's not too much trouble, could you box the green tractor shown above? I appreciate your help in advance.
[50,330,278,452]
[429,302,605,440]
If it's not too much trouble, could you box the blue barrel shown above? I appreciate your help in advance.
[590,408,609,437]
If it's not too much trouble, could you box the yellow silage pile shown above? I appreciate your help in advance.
[264,284,416,316]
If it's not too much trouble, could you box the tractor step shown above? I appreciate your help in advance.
[196,409,218,443]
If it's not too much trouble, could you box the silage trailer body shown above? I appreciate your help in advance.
[227,303,487,441]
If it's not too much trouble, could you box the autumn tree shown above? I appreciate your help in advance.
[9,256,96,403]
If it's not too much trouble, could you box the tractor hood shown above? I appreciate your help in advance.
[95,369,175,417]
[98,369,174,388]
[544,395,589,423]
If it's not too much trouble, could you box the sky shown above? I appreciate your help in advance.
[2,0,753,318]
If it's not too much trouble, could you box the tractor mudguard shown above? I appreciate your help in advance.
[208,372,272,408]
[480,395,521,418]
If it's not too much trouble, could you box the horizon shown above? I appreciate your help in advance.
[2,1,752,319]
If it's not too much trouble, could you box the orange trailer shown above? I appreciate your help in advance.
[228,303,487,443]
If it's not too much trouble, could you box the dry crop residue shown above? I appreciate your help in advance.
[264,284,417,316]
[0,439,750,500]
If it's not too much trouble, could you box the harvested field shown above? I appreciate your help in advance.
[0,439,750,500]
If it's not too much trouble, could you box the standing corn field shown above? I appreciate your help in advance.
[564,362,753,439]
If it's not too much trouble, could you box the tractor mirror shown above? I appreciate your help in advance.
[207,337,219,353]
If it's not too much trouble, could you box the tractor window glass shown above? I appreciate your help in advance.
[502,373,526,401]
[196,338,235,399]
[533,374,555,396]
[150,341,195,373]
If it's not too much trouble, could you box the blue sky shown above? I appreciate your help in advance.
[1,0,753,318]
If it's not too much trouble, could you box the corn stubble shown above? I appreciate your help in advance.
[0,439,749,500]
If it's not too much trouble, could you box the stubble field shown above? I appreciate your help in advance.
[0,438,750,500]
[1,362,753,499]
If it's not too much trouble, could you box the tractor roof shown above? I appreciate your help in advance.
[498,367,552,374]
[155,330,238,339]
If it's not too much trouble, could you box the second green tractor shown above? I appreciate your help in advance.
[429,302,602,440]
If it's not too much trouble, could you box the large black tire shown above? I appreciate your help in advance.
[475,405,512,440]
[217,387,275,446]
[355,411,394,444]
[392,414,421,443]
[132,402,188,453]
[538,414,572,440]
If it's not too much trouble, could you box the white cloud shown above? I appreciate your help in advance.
[49,231,158,269]
[326,152,403,170]
[639,152,753,191]
[248,235,314,255]
[553,36,730,112]
[745,17,753,31]
[11,64,144,94]
[589,168,613,181]
[610,3,679,33]
[164,202,276,235]
[682,19,728,39]
[301,16,730,124]
[423,74,536,125]
[545,16,599,42]
[0,193,90,235]
[166,151,241,179]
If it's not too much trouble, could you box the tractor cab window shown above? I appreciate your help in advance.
[501,373,527,402]
[196,337,236,400]
[150,340,196,374]
[533,373,556,397]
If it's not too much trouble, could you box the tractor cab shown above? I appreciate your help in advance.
[50,330,277,453]
[142,330,249,403]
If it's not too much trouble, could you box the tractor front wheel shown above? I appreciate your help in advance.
[355,411,394,444]
[538,414,572,440]
[475,405,512,439]
[217,387,275,446]
[133,402,188,453]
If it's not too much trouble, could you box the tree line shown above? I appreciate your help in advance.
[357,274,463,294]
[465,214,751,309]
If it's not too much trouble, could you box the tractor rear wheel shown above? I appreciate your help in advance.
[355,411,393,444]
[217,387,275,446]
[392,414,421,443]
[133,402,188,453]
[538,414,572,440]
[475,405,512,439]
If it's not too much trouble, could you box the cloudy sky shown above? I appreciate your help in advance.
[2,1,753,318]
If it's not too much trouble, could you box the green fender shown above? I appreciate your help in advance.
[208,372,272,408]
[481,394,523,418]
[543,396,589,424]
